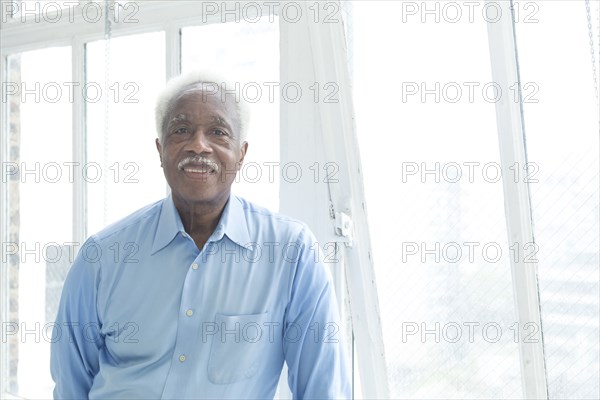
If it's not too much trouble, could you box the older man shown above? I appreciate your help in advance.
[50,71,350,399]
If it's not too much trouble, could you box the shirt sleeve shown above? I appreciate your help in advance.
[283,227,351,400]
[51,238,103,399]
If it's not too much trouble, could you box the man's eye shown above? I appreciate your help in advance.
[213,129,227,136]
[174,127,189,134]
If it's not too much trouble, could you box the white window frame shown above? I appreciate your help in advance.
[277,2,389,396]
[485,0,548,397]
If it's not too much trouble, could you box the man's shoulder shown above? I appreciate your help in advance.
[90,198,164,244]
[234,195,311,239]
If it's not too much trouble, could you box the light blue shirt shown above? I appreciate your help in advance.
[51,195,350,399]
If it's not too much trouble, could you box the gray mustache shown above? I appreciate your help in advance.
[177,156,220,173]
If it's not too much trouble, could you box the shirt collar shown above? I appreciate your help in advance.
[211,194,253,250]
[151,194,252,255]
[151,194,184,255]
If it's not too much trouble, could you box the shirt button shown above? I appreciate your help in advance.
[179,354,186,362]
[182,232,188,238]
[191,263,199,270]
[186,309,194,317]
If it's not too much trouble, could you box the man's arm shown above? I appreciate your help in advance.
[284,228,351,399]
[51,239,103,399]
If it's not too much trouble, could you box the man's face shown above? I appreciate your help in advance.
[156,88,247,207]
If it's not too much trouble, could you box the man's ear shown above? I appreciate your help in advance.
[237,141,248,170]
[155,138,163,167]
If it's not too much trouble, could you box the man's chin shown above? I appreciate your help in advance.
[173,189,230,205]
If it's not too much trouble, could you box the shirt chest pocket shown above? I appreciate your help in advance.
[207,312,270,385]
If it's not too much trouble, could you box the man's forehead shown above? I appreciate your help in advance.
[168,113,230,126]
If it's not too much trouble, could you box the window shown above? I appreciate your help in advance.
[349,2,521,397]
[4,46,73,398]
[514,2,599,398]
[86,31,166,233]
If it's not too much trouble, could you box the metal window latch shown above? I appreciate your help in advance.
[334,211,353,247]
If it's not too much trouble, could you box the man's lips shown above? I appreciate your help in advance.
[181,164,217,174]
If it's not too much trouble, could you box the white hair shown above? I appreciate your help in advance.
[155,70,250,144]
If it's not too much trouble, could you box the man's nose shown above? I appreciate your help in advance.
[185,130,213,153]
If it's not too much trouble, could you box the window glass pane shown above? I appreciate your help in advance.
[6,0,88,17]
[86,32,166,235]
[348,2,522,398]
[182,16,280,212]
[5,46,72,399]
[515,1,600,398]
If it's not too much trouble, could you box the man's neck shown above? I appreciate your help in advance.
[172,194,229,250]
